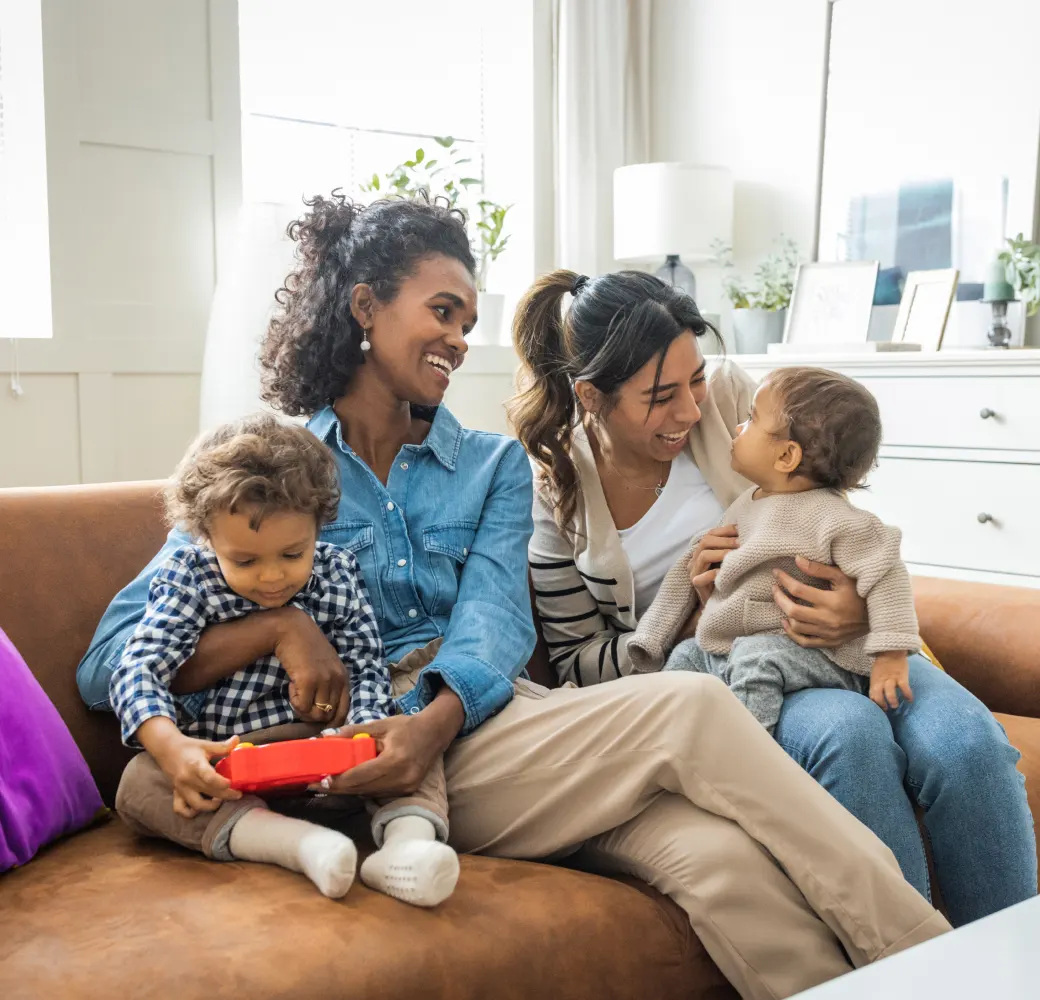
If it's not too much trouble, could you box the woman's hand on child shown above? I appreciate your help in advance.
[273,609,350,725]
[688,526,739,605]
[869,652,914,711]
[773,557,869,649]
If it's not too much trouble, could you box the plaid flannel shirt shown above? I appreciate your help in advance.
[110,541,392,746]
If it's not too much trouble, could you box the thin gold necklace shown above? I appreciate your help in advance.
[604,449,668,497]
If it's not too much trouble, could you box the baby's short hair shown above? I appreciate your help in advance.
[765,367,882,492]
[165,413,340,538]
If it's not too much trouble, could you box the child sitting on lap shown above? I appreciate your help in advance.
[111,413,457,904]
[630,367,919,734]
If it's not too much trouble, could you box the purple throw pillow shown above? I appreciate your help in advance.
[0,626,104,870]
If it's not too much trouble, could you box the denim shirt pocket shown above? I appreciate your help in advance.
[422,520,477,615]
[324,519,382,621]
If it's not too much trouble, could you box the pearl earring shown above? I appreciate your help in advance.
[360,328,371,352]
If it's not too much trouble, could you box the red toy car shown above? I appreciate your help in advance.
[214,734,378,793]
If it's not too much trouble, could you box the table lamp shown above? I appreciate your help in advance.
[613,163,733,299]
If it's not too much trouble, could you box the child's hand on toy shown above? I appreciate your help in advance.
[869,652,914,711]
[138,718,243,818]
[688,525,739,605]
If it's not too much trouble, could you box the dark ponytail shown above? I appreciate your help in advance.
[260,191,474,416]
[509,270,581,527]
[509,269,719,534]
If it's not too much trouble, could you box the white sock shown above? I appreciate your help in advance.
[360,815,459,907]
[228,807,357,899]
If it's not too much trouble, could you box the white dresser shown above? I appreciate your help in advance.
[733,350,1040,590]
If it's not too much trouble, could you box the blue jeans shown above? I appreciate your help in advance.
[775,654,1036,927]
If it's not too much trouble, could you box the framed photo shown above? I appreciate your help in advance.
[783,261,879,346]
[892,268,959,351]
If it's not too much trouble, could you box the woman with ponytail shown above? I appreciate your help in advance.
[78,198,949,999]
[511,268,1034,934]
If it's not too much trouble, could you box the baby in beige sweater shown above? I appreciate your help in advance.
[629,366,919,733]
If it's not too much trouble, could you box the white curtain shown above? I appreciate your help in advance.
[197,202,298,432]
[552,0,651,276]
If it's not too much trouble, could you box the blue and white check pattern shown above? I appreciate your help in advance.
[110,541,392,746]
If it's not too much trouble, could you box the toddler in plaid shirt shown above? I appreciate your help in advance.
[111,414,458,904]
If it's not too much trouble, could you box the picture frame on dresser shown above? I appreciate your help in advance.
[892,269,959,351]
[782,261,880,347]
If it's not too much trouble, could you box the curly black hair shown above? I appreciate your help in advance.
[259,192,475,416]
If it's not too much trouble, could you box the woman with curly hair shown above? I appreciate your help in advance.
[77,194,949,1000]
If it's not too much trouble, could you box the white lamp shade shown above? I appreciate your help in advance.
[613,163,733,262]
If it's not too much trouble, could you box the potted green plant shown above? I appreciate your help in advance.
[363,137,512,344]
[998,233,1040,317]
[712,237,800,354]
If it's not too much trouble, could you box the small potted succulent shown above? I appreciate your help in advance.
[712,237,800,354]
[363,137,511,344]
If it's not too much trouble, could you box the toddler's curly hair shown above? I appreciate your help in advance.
[765,367,882,492]
[165,413,340,538]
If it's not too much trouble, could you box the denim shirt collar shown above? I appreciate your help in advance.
[309,403,463,472]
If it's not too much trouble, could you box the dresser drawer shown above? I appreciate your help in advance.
[854,457,1040,577]
[856,377,1040,451]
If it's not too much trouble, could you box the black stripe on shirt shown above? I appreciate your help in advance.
[609,635,620,671]
[578,569,618,586]
[534,584,588,598]
[545,635,588,649]
[529,558,576,570]
[617,605,631,614]
[597,641,608,681]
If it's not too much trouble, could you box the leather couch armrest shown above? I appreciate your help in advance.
[914,576,1040,719]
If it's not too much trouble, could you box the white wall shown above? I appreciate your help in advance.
[0,0,241,487]
[650,0,829,323]
[648,0,1039,349]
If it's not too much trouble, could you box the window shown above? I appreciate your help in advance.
[818,0,1040,304]
[238,0,534,303]
[0,0,52,339]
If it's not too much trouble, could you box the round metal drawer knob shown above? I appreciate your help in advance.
[977,512,994,524]
[979,407,996,419]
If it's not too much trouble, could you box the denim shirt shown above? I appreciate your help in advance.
[76,405,537,735]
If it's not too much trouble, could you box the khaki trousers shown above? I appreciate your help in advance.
[442,671,950,1000]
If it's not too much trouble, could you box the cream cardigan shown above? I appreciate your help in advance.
[529,361,756,686]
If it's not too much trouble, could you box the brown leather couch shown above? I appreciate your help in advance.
[1,482,1037,1000]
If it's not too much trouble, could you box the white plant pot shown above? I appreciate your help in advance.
[732,308,787,355]
[470,292,507,346]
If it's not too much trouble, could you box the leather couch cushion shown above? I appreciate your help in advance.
[0,819,736,1000]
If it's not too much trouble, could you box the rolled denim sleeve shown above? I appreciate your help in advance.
[76,527,193,710]
[395,440,536,734]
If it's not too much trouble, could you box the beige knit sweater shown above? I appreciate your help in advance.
[629,487,921,677]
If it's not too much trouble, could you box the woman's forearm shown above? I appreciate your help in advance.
[170,608,291,693]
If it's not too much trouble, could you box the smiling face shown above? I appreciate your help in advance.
[582,331,709,464]
[350,254,478,407]
[206,508,319,608]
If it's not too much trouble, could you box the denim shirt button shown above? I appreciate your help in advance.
[408,608,418,618]
[400,462,409,470]
[462,547,468,556]
[397,559,407,567]
[409,707,421,715]
[386,501,395,511]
